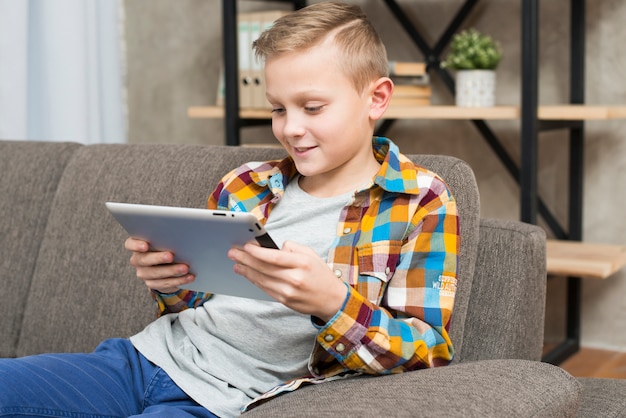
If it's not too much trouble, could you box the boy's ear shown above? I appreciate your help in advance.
[368,77,393,121]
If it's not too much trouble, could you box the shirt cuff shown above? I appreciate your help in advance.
[314,284,375,363]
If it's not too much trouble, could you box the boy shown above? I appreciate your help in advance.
[0,2,458,417]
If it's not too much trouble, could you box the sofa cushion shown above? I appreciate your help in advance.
[0,140,82,357]
[577,377,626,417]
[16,144,287,356]
[244,359,581,417]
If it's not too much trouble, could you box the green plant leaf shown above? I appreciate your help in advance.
[442,28,502,70]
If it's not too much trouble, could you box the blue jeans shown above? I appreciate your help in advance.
[0,339,219,418]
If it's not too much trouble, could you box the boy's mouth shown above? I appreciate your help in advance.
[293,146,317,154]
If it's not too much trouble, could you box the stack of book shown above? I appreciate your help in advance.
[388,61,431,107]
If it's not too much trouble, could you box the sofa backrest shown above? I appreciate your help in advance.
[459,218,546,362]
[15,144,289,355]
[0,141,82,357]
[9,143,480,359]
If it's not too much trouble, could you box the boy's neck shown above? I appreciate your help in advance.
[297,157,381,198]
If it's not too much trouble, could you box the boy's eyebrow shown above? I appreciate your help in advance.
[265,89,330,102]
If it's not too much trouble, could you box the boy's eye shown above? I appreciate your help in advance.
[271,107,285,115]
[305,105,324,113]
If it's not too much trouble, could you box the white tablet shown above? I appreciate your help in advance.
[106,202,278,301]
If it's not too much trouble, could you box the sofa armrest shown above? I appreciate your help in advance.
[245,359,580,417]
[456,218,547,362]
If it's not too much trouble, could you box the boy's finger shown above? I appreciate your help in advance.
[241,243,306,272]
[136,263,190,281]
[124,237,149,252]
[143,273,195,293]
[130,250,174,267]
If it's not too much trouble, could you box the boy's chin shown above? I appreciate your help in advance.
[291,162,323,179]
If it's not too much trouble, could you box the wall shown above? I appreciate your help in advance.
[124,0,626,351]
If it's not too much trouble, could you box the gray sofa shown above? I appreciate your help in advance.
[0,140,622,417]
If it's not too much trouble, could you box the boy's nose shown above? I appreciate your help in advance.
[282,114,306,138]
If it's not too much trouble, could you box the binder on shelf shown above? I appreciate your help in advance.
[249,12,264,108]
[237,14,254,108]
[215,63,225,107]
[251,10,290,108]
[217,11,291,109]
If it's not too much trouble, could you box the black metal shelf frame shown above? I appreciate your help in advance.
[379,0,585,364]
[220,0,586,365]
[221,1,305,146]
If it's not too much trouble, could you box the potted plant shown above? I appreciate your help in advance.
[443,28,503,107]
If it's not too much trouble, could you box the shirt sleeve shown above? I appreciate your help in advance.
[151,289,212,317]
[315,193,459,374]
[149,171,234,316]
[149,161,277,316]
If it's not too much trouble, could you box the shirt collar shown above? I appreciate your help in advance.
[249,137,420,197]
[371,137,420,195]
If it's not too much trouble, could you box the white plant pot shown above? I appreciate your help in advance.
[455,69,496,107]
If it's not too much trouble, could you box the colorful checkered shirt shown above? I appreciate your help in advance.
[153,137,459,409]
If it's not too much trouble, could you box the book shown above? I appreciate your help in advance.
[390,82,431,107]
[389,60,430,86]
[389,61,427,77]
[389,97,430,107]
[392,84,432,98]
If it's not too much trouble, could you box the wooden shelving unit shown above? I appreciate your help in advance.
[197,0,626,365]
[189,104,626,121]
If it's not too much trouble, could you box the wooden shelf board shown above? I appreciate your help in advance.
[188,106,281,119]
[384,105,520,119]
[187,105,520,120]
[189,105,626,121]
[546,239,626,279]
[538,105,626,120]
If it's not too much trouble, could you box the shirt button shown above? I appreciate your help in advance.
[324,334,334,342]
[343,227,352,234]
[336,343,346,352]
[334,269,342,278]
[385,267,391,275]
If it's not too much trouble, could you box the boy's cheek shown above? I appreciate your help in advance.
[271,123,285,140]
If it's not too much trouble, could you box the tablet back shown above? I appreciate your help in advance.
[106,202,277,302]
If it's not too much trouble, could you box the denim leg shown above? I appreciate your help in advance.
[132,366,219,418]
[0,338,217,418]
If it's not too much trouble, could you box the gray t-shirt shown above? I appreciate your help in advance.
[130,176,352,417]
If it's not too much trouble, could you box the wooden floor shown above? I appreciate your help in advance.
[559,347,626,379]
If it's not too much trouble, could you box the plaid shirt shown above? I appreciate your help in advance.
[154,137,459,410]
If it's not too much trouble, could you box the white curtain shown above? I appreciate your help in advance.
[0,0,126,143]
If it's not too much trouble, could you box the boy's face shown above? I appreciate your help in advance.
[264,38,389,194]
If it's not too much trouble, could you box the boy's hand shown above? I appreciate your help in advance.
[228,241,348,321]
[124,237,195,294]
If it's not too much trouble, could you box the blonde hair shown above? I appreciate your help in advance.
[253,1,389,93]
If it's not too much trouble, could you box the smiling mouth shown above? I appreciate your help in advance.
[294,146,316,153]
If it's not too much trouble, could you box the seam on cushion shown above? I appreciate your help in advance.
[530,365,582,417]
[15,142,83,356]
